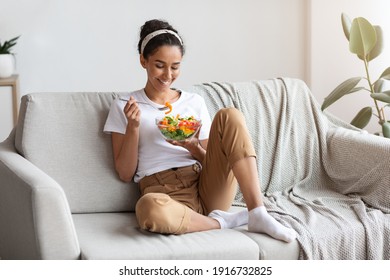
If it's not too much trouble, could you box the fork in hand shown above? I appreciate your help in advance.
[118,98,169,111]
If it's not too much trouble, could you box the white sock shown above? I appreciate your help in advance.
[248,206,297,243]
[208,209,248,229]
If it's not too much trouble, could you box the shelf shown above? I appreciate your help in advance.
[0,74,19,125]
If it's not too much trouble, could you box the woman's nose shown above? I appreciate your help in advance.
[162,68,172,79]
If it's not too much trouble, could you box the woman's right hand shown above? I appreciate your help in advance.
[124,96,141,129]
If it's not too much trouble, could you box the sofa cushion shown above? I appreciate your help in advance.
[15,92,139,213]
[236,228,300,260]
[73,212,260,260]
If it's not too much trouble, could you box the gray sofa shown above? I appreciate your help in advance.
[1,78,389,260]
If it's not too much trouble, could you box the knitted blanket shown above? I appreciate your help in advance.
[189,78,390,259]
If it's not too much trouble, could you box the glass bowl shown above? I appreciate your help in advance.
[156,115,202,141]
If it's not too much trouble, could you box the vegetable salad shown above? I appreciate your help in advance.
[156,115,201,141]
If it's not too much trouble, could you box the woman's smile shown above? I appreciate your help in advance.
[157,78,171,86]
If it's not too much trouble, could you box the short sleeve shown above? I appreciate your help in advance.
[103,99,127,135]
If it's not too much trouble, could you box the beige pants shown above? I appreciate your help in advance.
[136,108,256,234]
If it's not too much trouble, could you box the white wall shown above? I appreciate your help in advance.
[2,0,390,141]
[2,1,390,141]
[0,0,390,141]
[309,0,390,134]
[0,0,307,141]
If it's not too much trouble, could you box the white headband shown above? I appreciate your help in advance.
[140,29,183,54]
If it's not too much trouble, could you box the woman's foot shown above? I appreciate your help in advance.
[248,206,296,243]
[208,209,248,229]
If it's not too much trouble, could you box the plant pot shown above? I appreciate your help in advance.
[0,54,15,78]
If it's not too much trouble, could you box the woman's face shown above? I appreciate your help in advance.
[141,45,182,94]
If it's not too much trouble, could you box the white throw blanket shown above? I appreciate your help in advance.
[189,78,390,259]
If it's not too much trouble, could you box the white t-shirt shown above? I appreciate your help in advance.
[103,89,212,182]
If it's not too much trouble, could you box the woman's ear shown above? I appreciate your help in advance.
[140,55,147,68]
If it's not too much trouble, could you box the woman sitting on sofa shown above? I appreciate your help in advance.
[104,19,296,243]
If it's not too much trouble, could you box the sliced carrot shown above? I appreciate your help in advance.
[165,102,173,114]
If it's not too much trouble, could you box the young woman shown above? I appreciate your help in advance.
[104,19,296,242]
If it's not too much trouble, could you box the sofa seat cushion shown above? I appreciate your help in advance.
[236,228,300,260]
[73,212,259,260]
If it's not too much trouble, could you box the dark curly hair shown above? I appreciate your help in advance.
[137,19,185,58]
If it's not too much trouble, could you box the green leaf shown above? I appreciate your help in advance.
[0,35,20,54]
[367,26,383,61]
[358,26,383,61]
[349,86,366,94]
[341,13,352,40]
[374,79,385,92]
[321,77,363,110]
[350,107,372,129]
[349,17,377,58]
[379,67,390,80]
[371,91,390,103]
[7,36,20,44]
[382,122,390,138]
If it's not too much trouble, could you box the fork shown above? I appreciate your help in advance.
[118,98,169,111]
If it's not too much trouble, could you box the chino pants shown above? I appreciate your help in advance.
[135,107,256,234]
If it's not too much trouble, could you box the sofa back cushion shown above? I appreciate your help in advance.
[15,92,139,213]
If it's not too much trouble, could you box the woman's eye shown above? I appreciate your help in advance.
[155,64,164,69]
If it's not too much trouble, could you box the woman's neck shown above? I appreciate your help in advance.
[144,86,180,104]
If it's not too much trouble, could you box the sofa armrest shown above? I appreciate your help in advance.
[325,127,390,212]
[0,135,80,259]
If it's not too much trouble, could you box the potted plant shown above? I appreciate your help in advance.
[321,14,390,137]
[0,35,20,78]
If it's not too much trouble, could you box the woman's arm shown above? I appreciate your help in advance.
[111,97,141,182]
[112,130,139,182]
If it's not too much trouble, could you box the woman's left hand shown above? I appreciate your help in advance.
[167,130,206,162]
[167,137,199,152]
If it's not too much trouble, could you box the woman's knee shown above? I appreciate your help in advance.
[135,193,189,234]
[214,107,246,127]
[135,193,169,231]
